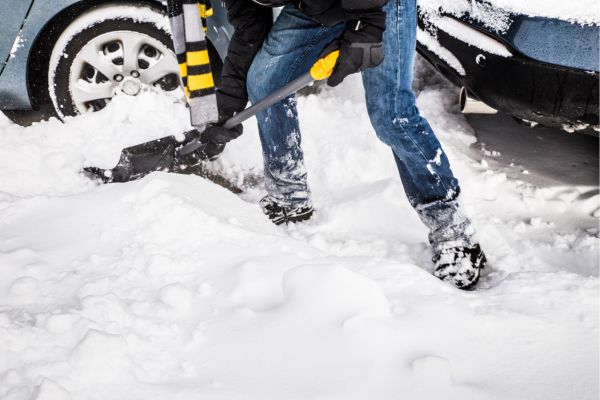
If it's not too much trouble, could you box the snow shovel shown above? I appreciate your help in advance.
[84,50,340,184]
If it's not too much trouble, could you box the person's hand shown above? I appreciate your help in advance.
[201,120,243,145]
[175,118,243,165]
[197,119,243,161]
[327,10,386,87]
[196,141,226,161]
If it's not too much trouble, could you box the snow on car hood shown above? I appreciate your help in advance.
[418,0,600,31]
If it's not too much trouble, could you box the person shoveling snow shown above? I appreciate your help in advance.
[87,0,486,290]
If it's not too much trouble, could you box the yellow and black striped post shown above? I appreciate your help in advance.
[168,0,218,127]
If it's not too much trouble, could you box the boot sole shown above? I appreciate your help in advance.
[271,209,314,225]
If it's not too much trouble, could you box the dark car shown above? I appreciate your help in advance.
[416,1,599,133]
[0,0,232,125]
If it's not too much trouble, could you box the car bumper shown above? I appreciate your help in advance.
[416,25,600,128]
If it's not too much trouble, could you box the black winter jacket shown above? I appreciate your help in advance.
[217,0,387,117]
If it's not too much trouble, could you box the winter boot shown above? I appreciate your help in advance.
[259,196,314,226]
[433,244,487,290]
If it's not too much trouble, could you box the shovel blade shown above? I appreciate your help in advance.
[84,136,179,183]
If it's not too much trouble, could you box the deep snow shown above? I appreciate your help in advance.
[0,59,598,400]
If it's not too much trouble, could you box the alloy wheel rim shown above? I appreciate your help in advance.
[68,30,182,114]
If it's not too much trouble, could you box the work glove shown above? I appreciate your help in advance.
[328,10,386,87]
[197,117,243,161]
[174,117,242,166]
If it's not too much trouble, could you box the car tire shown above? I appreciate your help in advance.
[48,4,221,120]
[1,106,56,127]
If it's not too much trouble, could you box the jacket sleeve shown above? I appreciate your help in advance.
[297,0,388,27]
[340,0,388,12]
[217,0,273,117]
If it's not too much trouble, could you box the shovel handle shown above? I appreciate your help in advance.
[179,50,339,156]
[223,49,340,129]
[223,72,313,129]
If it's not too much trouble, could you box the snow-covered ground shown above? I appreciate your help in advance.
[0,60,598,400]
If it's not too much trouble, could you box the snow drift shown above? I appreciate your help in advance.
[0,60,598,399]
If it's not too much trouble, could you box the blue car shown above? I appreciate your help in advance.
[416,1,599,132]
[0,0,232,125]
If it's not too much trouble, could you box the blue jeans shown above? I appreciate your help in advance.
[247,1,474,247]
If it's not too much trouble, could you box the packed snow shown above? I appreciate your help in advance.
[0,59,598,400]
[9,33,25,60]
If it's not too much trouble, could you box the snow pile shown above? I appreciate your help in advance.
[418,0,600,29]
[0,61,598,399]
[0,91,190,197]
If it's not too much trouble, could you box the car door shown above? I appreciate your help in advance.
[0,0,33,75]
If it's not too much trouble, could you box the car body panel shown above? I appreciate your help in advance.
[464,14,600,72]
[0,0,232,110]
[0,0,33,75]
[416,16,599,128]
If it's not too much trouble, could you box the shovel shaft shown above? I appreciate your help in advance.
[221,49,340,129]
[222,49,339,129]
[179,72,314,156]
[179,50,342,156]
[223,72,314,129]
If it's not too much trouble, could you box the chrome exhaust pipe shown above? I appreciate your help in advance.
[459,87,497,114]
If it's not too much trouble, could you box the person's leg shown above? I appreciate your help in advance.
[362,0,485,288]
[247,7,344,209]
[361,0,473,248]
